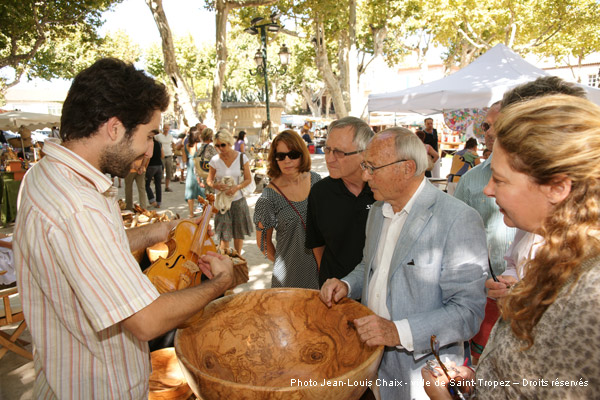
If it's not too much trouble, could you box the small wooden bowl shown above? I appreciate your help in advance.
[149,347,192,400]
[175,288,383,400]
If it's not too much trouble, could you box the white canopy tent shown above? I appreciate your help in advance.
[0,111,60,131]
[368,44,600,115]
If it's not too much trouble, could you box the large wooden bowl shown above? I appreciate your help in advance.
[174,288,383,400]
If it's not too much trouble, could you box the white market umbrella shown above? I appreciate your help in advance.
[0,111,59,162]
[0,111,60,131]
[368,44,600,114]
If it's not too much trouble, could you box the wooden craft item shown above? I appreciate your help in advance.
[6,160,22,172]
[144,205,215,291]
[143,205,217,326]
[175,288,384,400]
[149,347,193,400]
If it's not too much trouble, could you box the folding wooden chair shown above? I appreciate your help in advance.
[0,287,33,360]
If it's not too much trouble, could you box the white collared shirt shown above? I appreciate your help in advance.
[503,228,543,280]
[367,177,426,351]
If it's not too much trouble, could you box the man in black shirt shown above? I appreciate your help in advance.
[306,117,375,287]
[145,138,163,208]
[423,117,439,178]
[423,117,438,152]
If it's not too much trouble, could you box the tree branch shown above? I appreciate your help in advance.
[528,21,564,48]
[279,28,304,39]
[465,20,492,48]
[457,27,486,49]
[0,4,47,69]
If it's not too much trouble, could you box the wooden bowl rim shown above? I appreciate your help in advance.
[174,288,384,392]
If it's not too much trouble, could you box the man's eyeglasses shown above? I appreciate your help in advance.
[274,150,302,161]
[429,335,467,400]
[481,122,491,132]
[360,159,407,175]
[323,146,363,158]
[215,143,228,148]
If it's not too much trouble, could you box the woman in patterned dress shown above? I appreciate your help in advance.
[206,129,253,255]
[423,95,600,399]
[254,130,321,289]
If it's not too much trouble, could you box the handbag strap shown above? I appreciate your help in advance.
[239,151,244,171]
[198,144,208,160]
[238,151,247,186]
[270,181,306,230]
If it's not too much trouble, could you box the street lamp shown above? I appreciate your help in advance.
[245,13,290,140]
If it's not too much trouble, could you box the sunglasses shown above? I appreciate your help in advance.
[481,122,491,132]
[274,150,302,161]
[429,335,466,400]
[215,143,228,148]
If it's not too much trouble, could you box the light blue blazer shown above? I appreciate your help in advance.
[344,180,488,399]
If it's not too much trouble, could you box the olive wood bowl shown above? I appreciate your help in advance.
[175,288,383,400]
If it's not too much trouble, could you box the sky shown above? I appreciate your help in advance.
[100,0,216,48]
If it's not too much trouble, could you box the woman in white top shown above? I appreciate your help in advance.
[206,129,253,255]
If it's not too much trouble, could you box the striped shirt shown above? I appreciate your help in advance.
[14,139,160,399]
[453,155,516,276]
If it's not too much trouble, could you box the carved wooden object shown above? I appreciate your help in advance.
[149,347,193,400]
[175,288,383,400]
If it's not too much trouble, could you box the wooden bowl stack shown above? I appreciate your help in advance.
[175,288,383,400]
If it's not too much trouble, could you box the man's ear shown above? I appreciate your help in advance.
[544,175,571,205]
[105,117,124,142]
[405,159,417,176]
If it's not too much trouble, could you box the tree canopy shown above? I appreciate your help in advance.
[0,0,122,93]
[3,0,600,121]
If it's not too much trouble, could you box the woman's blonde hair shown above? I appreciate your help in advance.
[214,129,235,146]
[267,130,311,179]
[201,127,214,142]
[495,94,600,348]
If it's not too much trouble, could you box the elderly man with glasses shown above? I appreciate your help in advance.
[454,102,513,279]
[305,117,375,287]
[319,127,488,400]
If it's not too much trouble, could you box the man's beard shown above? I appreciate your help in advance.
[99,135,141,179]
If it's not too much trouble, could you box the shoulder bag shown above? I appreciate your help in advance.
[194,144,210,179]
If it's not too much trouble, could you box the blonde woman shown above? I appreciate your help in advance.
[206,129,253,255]
[196,128,218,194]
[423,95,600,399]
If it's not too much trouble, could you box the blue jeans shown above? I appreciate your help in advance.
[145,165,163,205]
